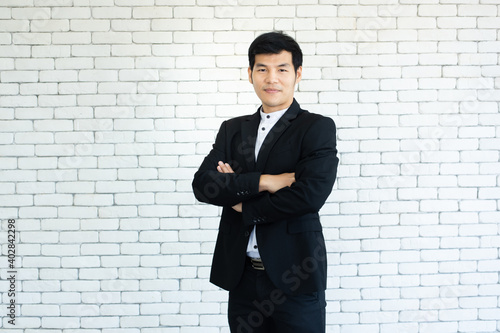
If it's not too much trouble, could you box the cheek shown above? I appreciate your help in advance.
[284,79,297,91]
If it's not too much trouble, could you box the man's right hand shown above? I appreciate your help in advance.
[259,173,296,194]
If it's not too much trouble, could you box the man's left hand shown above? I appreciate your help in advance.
[217,161,242,212]
[231,202,242,212]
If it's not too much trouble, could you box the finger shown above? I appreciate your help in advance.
[224,163,234,173]
[217,161,225,173]
[219,162,230,173]
[217,161,233,173]
[220,162,233,173]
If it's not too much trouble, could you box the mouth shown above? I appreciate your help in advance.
[264,88,280,94]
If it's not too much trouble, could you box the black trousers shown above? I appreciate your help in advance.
[228,258,326,333]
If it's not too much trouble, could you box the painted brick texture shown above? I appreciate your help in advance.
[0,0,499,332]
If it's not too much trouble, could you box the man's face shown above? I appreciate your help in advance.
[248,50,302,113]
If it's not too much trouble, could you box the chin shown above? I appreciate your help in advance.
[263,96,283,104]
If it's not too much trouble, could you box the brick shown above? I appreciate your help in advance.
[459,29,497,41]
[0,19,29,33]
[402,65,441,78]
[297,5,337,17]
[316,43,356,57]
[255,6,295,17]
[383,224,423,239]
[357,17,396,31]
[363,66,402,79]
[14,129,54,144]
[419,29,457,41]
[136,180,176,193]
[92,7,131,19]
[478,17,500,29]
[140,231,178,243]
[233,18,274,31]
[420,53,458,65]
[173,6,213,18]
[31,19,70,32]
[92,31,132,44]
[419,5,457,16]
[0,8,11,19]
[139,205,178,218]
[152,19,191,33]
[15,58,54,71]
[133,6,172,18]
[160,314,199,327]
[111,44,151,57]
[71,45,111,57]
[0,58,14,71]
[337,5,378,17]
[52,32,92,45]
[13,32,51,45]
[380,54,418,66]
[458,5,497,17]
[398,17,436,29]
[398,41,437,54]
[2,70,38,83]
[192,18,232,31]
[437,17,477,30]
[358,43,397,56]
[115,143,154,156]
[23,256,60,268]
[214,5,255,19]
[379,29,418,41]
[0,194,31,207]
[178,81,217,94]
[133,31,172,44]
[71,19,110,31]
[176,56,215,69]
[110,19,149,32]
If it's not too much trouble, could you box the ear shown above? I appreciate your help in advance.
[248,67,253,84]
[295,66,302,84]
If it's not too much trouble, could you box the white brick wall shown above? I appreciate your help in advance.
[0,0,499,332]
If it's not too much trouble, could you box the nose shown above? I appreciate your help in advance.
[265,69,278,83]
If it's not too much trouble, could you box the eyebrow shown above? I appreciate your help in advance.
[255,63,291,68]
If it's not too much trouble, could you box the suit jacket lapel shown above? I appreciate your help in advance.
[240,110,260,172]
[255,99,302,171]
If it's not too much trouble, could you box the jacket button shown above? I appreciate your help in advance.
[244,231,250,237]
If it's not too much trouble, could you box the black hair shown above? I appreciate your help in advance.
[248,31,303,73]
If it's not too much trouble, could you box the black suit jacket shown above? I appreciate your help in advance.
[192,99,338,295]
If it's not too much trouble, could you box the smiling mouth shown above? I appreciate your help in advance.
[264,88,280,93]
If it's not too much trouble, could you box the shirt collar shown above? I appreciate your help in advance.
[259,107,288,122]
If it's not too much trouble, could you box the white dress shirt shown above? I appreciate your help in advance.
[246,107,288,259]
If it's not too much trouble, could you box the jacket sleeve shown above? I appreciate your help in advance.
[192,120,262,207]
[241,116,338,226]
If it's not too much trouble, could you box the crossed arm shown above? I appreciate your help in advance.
[192,117,338,225]
[216,161,295,212]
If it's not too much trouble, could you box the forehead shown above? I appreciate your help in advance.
[253,50,293,67]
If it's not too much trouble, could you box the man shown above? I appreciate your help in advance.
[192,31,338,333]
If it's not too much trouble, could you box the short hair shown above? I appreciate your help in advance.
[248,31,303,73]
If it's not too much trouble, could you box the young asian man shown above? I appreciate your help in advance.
[192,31,339,333]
